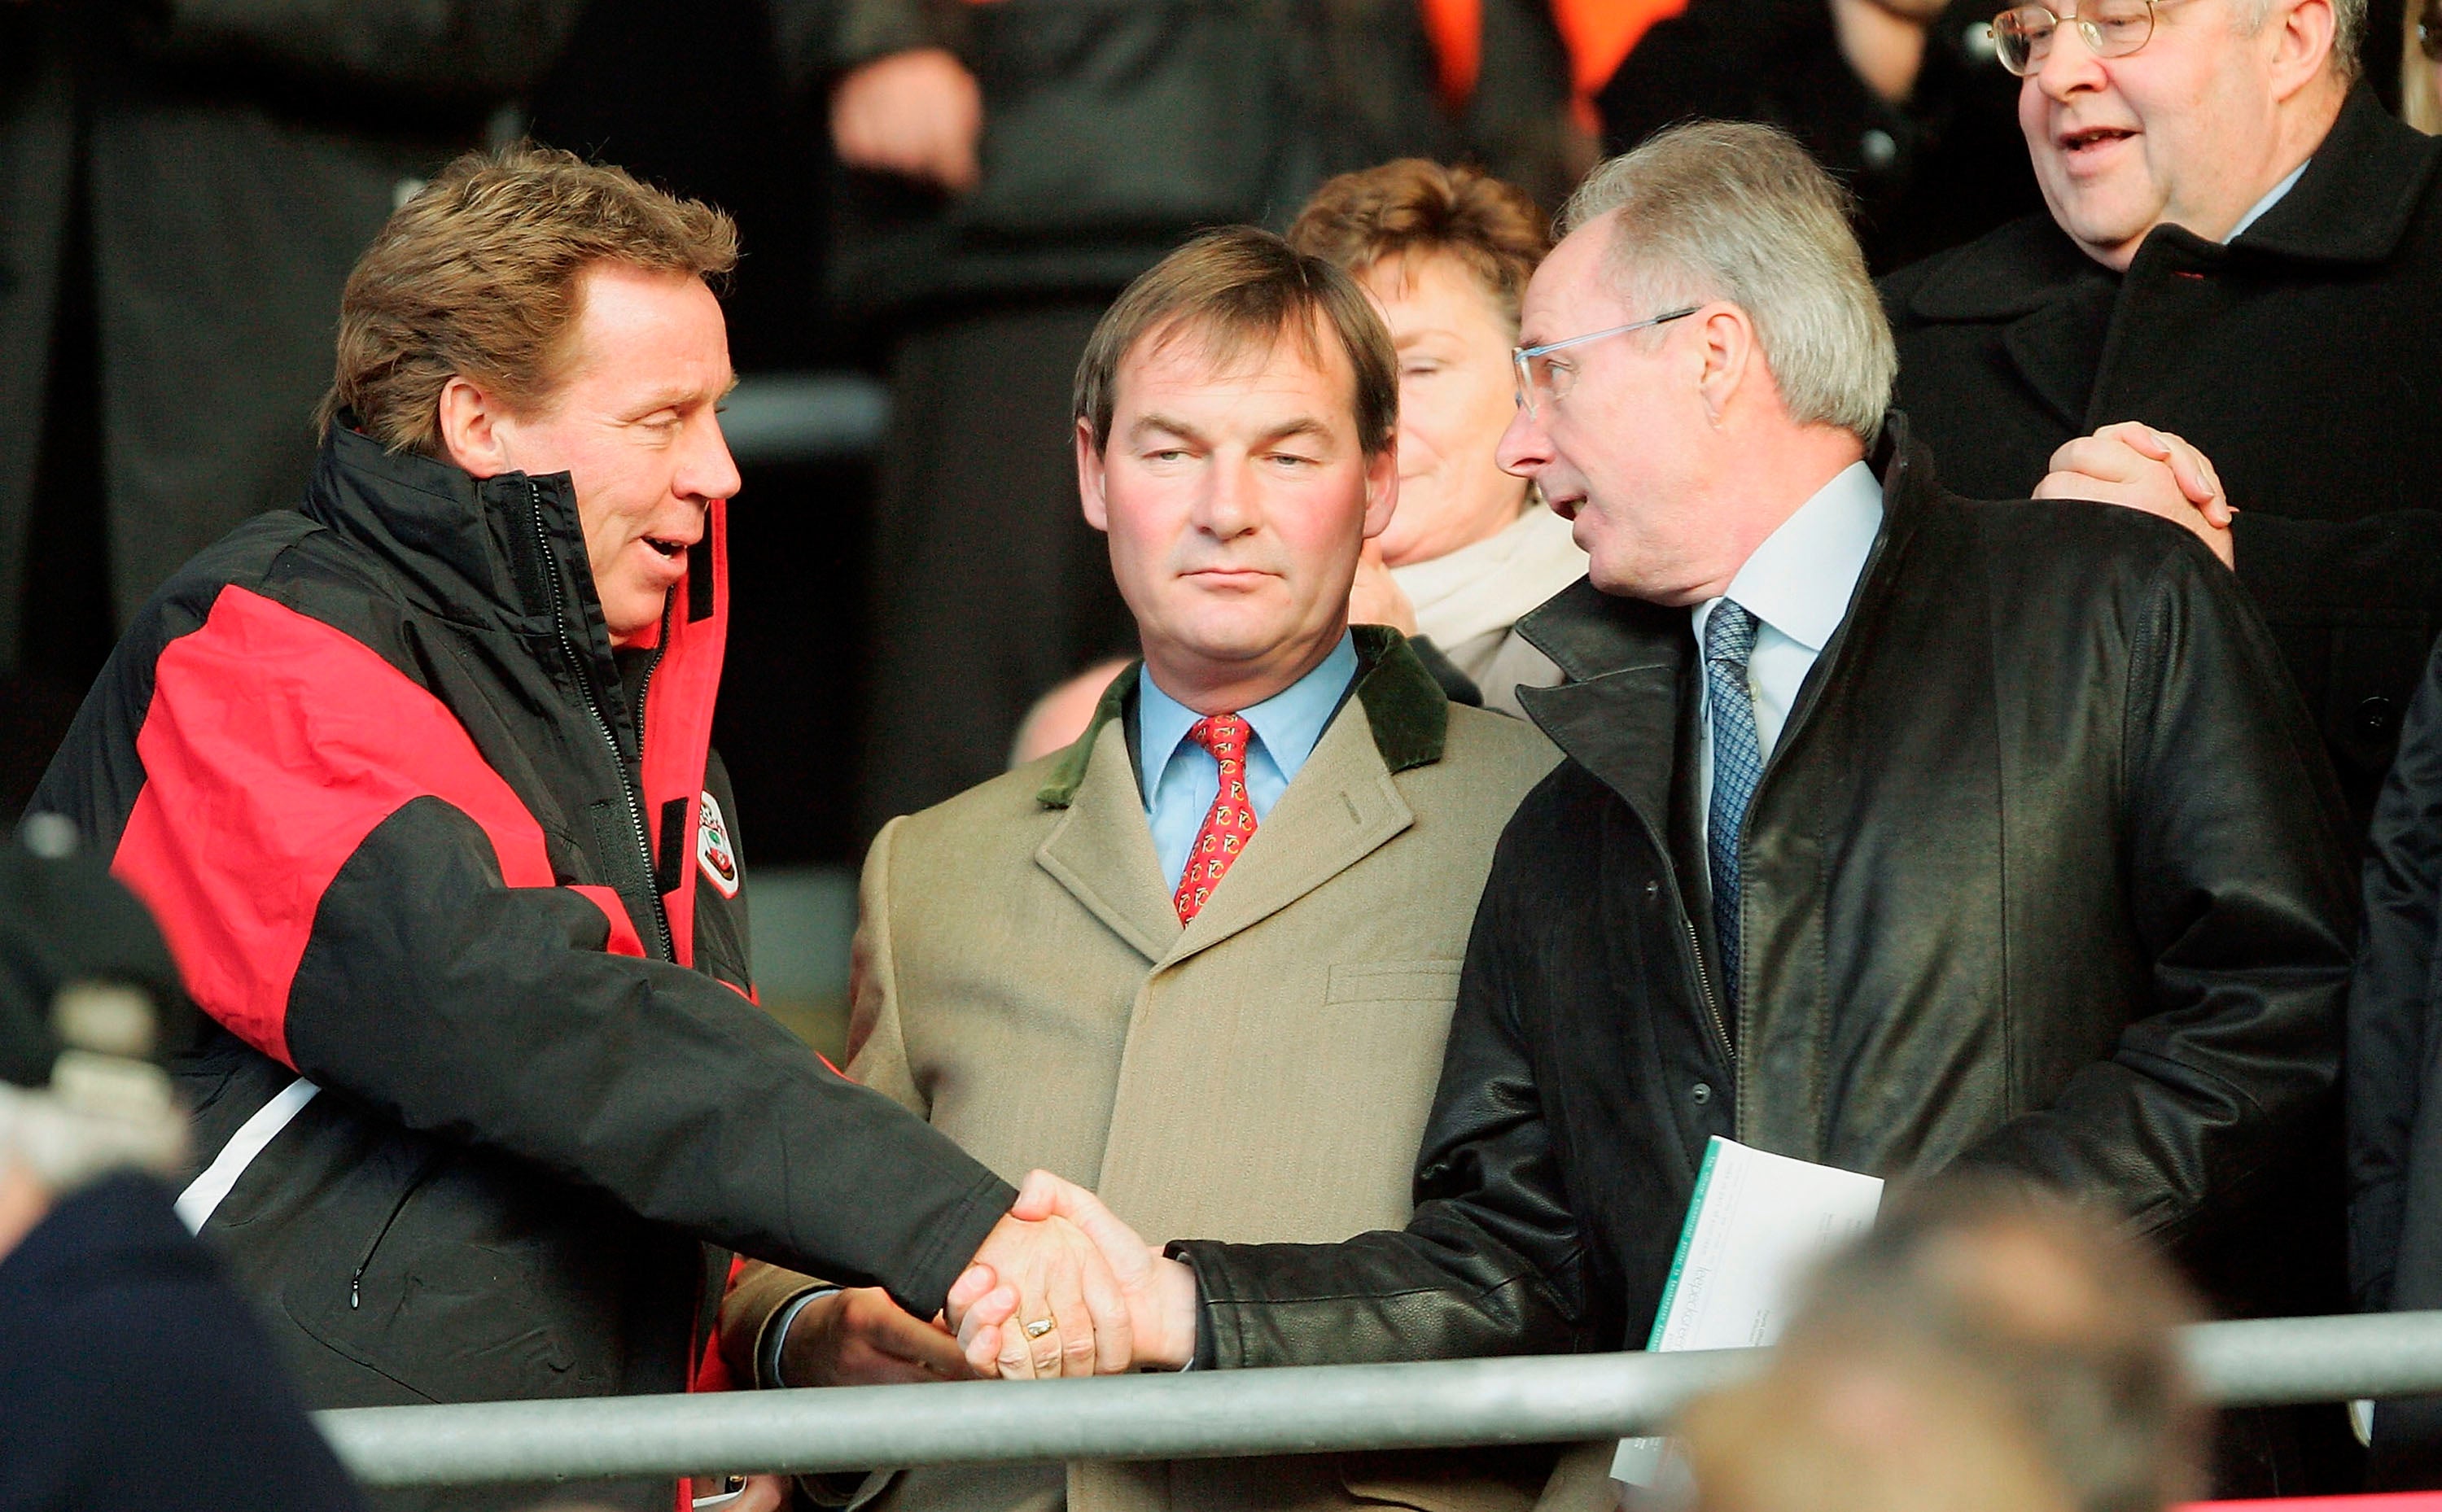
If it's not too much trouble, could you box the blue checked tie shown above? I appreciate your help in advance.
[1705,601,1763,1012]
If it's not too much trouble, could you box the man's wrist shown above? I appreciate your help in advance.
[1150,1255,1201,1370]
[762,1286,842,1388]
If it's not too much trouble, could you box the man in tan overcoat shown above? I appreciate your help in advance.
[720,227,1561,1510]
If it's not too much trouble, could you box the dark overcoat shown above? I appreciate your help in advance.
[2348,638,2442,1485]
[1882,85,2442,836]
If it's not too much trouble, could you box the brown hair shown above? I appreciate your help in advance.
[1074,226,1396,459]
[318,144,739,457]
[1287,159,1551,329]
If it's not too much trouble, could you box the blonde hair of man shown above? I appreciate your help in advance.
[318,144,738,458]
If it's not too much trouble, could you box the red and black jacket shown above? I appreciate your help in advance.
[32,430,1012,1507]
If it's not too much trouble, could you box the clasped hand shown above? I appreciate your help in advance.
[947,1171,1200,1376]
[798,1173,1198,1383]
[2036,421,2234,569]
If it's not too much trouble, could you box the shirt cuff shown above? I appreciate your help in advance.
[760,1286,842,1388]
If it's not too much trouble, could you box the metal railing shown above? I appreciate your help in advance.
[321,1309,2442,1488]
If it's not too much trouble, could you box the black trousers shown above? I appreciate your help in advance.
[856,299,1136,841]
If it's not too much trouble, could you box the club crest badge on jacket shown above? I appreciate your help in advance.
[697,792,740,898]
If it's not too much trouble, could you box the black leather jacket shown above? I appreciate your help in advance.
[1173,422,2358,1367]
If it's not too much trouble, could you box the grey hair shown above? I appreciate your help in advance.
[2239,0,2364,79]
[1556,120,1895,444]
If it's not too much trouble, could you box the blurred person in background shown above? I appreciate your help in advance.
[1594,0,2046,272]
[0,827,365,1512]
[2408,0,2442,126]
[0,0,586,815]
[1009,156,1586,763]
[1672,1180,2203,1512]
[1292,159,1588,718]
[720,226,1561,1512]
[27,145,1127,1512]
[781,0,1578,841]
[1882,0,2442,848]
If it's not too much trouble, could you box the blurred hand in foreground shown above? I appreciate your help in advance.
[2035,422,2234,569]
[952,1171,1201,1374]
[944,1198,1133,1378]
[830,48,983,194]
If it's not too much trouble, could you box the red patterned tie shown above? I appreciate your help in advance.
[1173,714,1258,924]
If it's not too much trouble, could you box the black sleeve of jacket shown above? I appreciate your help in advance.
[286,796,1013,1321]
[1170,833,1595,1369]
[2348,638,2442,1310]
[1949,542,2358,1248]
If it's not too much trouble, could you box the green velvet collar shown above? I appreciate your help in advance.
[1035,625,1448,808]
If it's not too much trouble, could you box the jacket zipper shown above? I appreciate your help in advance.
[1680,910,1735,1073]
[349,1151,449,1310]
[528,482,674,961]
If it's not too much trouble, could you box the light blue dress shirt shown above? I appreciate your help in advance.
[1139,631,1360,892]
[2228,160,2308,242]
[1693,461,1885,845]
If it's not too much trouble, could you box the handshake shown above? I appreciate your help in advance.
[778,1173,1203,1387]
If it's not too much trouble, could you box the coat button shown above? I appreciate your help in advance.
[1644,879,1661,901]
[2353,696,2399,741]
[1691,1082,1713,1105]
[1861,129,1898,169]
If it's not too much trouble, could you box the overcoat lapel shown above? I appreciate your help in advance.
[2005,279,2116,433]
[1035,723,1179,964]
[1155,702,1413,969]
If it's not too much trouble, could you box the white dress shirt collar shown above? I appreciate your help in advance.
[1694,459,1885,662]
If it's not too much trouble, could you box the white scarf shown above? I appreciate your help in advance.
[1390,505,1588,652]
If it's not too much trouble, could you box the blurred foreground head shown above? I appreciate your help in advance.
[0,822,197,1256]
[1676,1179,2205,1512]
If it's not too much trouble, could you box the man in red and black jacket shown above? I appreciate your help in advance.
[28,146,1127,1511]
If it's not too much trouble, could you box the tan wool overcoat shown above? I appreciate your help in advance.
[728,631,1563,1512]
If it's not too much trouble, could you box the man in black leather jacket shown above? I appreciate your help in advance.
[977,121,2359,1499]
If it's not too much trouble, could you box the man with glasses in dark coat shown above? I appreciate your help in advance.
[1880,0,2442,841]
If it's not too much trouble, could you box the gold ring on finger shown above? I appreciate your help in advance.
[1023,1318,1057,1339]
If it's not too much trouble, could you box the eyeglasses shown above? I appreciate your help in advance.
[1988,0,2156,74]
[1512,307,1701,415]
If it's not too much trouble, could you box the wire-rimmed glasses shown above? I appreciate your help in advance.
[1512,307,1702,416]
[1989,0,2158,74]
